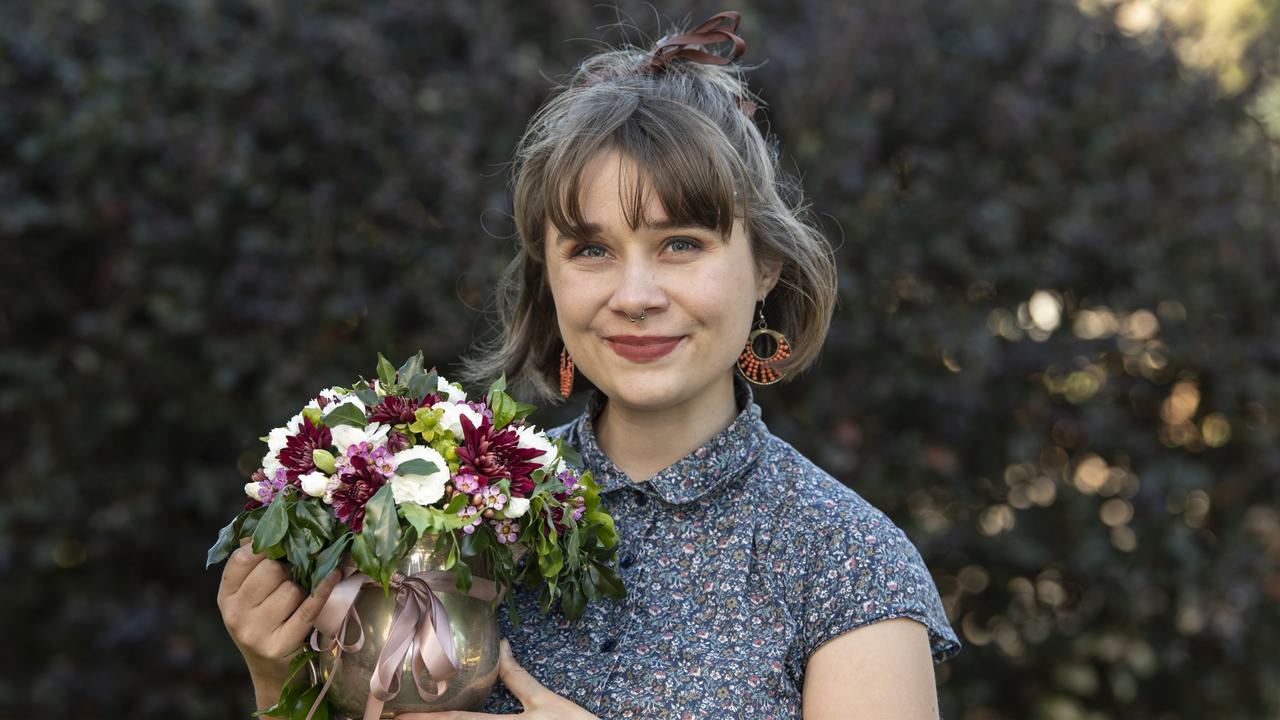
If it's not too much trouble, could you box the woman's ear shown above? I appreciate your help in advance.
[756,256,784,300]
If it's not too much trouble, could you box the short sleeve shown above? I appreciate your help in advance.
[791,496,961,666]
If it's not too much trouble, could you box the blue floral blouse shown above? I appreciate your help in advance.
[483,375,960,718]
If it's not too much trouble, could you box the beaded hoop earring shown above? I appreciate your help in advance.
[736,305,791,385]
[559,346,574,398]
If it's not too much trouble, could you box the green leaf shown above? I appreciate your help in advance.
[586,510,617,548]
[355,388,379,408]
[460,528,490,558]
[487,373,507,396]
[377,352,397,389]
[323,402,368,429]
[252,493,290,554]
[397,351,425,385]
[512,401,537,422]
[350,533,378,580]
[539,544,563,579]
[566,522,581,571]
[442,492,466,515]
[393,523,419,560]
[442,536,458,570]
[593,562,627,599]
[206,509,250,568]
[555,439,584,469]
[361,484,399,567]
[240,507,265,538]
[406,372,431,400]
[452,556,473,593]
[400,503,433,535]
[311,533,351,589]
[400,502,465,535]
[506,592,522,630]
[284,525,315,578]
[288,684,331,720]
[294,499,335,541]
[488,389,518,429]
[561,582,586,620]
[395,458,440,477]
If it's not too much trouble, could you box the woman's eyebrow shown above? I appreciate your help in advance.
[556,219,704,242]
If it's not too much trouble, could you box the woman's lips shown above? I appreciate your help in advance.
[605,335,684,362]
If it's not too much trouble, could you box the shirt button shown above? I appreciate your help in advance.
[600,638,618,653]
[634,492,648,507]
[620,553,636,568]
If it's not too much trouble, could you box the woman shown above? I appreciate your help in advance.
[217,11,960,719]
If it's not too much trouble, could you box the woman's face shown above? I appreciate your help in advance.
[544,149,780,413]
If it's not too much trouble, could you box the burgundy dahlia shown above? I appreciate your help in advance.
[455,413,545,497]
[330,461,385,533]
[368,394,437,425]
[277,415,332,482]
[387,429,411,453]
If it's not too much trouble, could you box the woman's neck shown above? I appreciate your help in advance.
[593,373,740,483]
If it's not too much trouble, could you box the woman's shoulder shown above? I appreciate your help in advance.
[753,432,896,529]
[753,432,962,664]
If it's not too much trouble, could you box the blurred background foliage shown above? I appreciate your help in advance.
[3,0,1278,718]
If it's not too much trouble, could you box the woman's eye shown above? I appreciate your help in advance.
[666,237,701,253]
[570,243,607,259]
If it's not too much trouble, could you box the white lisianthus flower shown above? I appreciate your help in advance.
[261,451,283,479]
[265,411,305,453]
[244,481,265,501]
[305,386,349,413]
[390,445,449,506]
[437,401,485,440]
[504,497,530,519]
[515,424,558,470]
[436,376,467,403]
[322,394,367,419]
[331,422,391,454]
[266,426,291,455]
[300,471,330,498]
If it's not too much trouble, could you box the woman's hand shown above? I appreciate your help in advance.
[217,538,342,710]
[395,639,597,719]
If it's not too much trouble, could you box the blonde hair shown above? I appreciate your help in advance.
[460,28,838,403]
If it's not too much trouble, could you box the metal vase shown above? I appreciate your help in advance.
[316,533,500,718]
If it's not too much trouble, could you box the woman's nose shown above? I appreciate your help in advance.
[607,258,668,320]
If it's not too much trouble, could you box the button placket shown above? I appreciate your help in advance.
[595,486,657,698]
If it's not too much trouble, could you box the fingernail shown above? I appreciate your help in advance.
[500,639,512,658]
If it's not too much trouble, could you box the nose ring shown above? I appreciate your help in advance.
[626,311,647,323]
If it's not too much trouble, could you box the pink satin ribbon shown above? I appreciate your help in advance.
[304,565,501,720]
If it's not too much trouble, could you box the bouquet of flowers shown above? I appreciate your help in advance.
[206,352,624,719]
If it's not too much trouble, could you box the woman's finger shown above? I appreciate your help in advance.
[391,707,517,712]
[495,639,546,708]
[276,569,343,647]
[217,540,266,600]
[235,556,291,608]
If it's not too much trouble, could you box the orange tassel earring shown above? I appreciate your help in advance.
[737,305,791,385]
[559,346,574,398]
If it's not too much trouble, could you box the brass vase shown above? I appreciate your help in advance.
[315,533,500,718]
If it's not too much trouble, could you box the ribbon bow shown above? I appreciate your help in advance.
[642,10,747,74]
[579,10,757,117]
[304,566,501,720]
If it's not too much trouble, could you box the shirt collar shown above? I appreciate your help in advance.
[565,374,769,505]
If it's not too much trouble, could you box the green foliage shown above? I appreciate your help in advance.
[4,0,1278,718]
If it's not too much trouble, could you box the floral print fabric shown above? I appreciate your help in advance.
[483,375,960,718]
